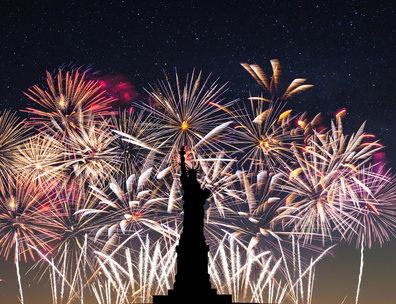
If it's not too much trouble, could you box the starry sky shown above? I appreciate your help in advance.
[1,1,396,303]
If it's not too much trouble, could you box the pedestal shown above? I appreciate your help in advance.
[153,233,233,303]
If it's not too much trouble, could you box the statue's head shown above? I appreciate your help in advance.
[188,168,197,179]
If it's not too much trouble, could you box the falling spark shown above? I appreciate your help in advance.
[15,235,24,304]
[355,234,364,304]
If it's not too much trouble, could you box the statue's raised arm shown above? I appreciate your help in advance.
[179,146,187,180]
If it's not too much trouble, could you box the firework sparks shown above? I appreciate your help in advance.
[0,63,395,304]
[0,175,57,262]
[23,69,115,131]
[231,100,301,172]
[355,234,364,304]
[32,182,110,303]
[85,166,177,246]
[241,59,313,101]
[272,118,383,244]
[111,108,162,177]
[0,110,31,187]
[137,69,237,166]
[41,113,122,186]
[15,234,24,304]
[344,166,396,248]
[14,134,66,186]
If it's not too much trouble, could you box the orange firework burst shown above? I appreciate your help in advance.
[42,114,122,186]
[0,110,31,186]
[23,69,115,132]
[136,69,237,167]
[241,59,313,101]
[14,134,66,186]
[231,100,301,173]
[0,175,57,262]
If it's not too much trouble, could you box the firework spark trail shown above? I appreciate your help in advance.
[125,248,136,299]
[297,240,304,302]
[66,234,88,302]
[292,235,296,278]
[279,240,337,304]
[49,261,56,304]
[306,257,315,304]
[29,244,82,302]
[355,234,365,304]
[61,243,68,303]
[278,238,295,301]
[14,235,24,304]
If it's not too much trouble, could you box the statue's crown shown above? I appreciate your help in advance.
[179,146,186,156]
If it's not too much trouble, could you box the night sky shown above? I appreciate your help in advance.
[1,1,396,303]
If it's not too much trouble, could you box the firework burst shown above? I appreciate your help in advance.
[23,69,115,132]
[344,166,396,248]
[0,110,31,186]
[0,175,57,262]
[31,182,111,303]
[42,114,122,186]
[111,108,162,177]
[231,99,301,173]
[272,118,383,244]
[14,134,66,186]
[85,165,177,247]
[137,69,236,166]
[241,59,313,101]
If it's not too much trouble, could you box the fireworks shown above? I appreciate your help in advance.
[86,166,177,245]
[0,175,57,262]
[37,113,122,186]
[137,69,237,167]
[270,117,385,245]
[14,134,66,186]
[111,108,162,177]
[240,59,313,101]
[23,69,115,131]
[0,110,31,186]
[344,166,396,248]
[0,61,394,303]
[231,99,300,172]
